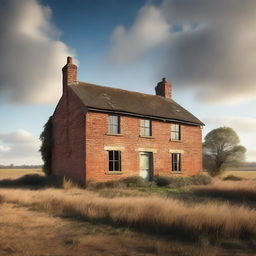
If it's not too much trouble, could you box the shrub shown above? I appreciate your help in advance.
[153,176,172,186]
[89,176,154,189]
[154,174,212,188]
[0,174,57,188]
[122,176,153,187]
[189,174,212,185]
[223,175,243,181]
[94,180,126,189]
[39,116,53,176]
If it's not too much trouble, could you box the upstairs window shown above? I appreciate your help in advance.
[108,115,120,134]
[172,153,181,172]
[108,151,121,172]
[171,124,181,141]
[140,119,152,136]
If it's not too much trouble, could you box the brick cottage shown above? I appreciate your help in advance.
[51,57,204,185]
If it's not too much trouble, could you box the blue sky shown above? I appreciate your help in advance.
[0,0,256,164]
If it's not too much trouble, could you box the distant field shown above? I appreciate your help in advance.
[0,169,43,180]
[222,170,256,179]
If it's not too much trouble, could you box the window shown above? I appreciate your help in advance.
[108,151,121,171]
[140,119,152,136]
[108,115,120,134]
[171,124,181,141]
[172,153,181,172]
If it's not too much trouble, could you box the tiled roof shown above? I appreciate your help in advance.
[69,82,204,126]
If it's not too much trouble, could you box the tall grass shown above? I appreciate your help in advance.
[1,188,256,241]
[0,202,218,256]
[193,180,256,201]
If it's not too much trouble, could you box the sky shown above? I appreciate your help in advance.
[0,0,256,165]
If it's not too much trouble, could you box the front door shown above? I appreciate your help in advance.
[139,152,153,181]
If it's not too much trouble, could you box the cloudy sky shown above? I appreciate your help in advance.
[0,0,255,164]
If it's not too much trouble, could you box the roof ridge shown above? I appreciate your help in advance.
[72,81,174,101]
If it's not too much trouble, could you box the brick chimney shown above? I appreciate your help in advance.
[62,56,77,94]
[155,78,172,99]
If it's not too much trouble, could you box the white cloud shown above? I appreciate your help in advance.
[247,149,256,162]
[108,0,256,104]
[0,129,41,165]
[0,145,11,153]
[0,0,75,104]
[203,116,256,133]
[108,5,170,64]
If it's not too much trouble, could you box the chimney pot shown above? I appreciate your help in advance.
[67,56,73,64]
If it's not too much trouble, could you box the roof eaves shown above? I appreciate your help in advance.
[87,107,204,126]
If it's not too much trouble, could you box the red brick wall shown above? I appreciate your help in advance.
[51,88,86,185]
[85,112,202,182]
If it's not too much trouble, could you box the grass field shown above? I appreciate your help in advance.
[1,168,256,255]
[0,168,42,180]
[221,170,256,179]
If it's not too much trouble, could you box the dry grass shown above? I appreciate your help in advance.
[0,169,43,180]
[0,202,218,256]
[193,180,256,201]
[1,188,256,241]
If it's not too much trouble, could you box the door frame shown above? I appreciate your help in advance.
[139,151,153,181]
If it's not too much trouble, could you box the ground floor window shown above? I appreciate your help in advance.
[108,150,121,171]
[172,153,181,172]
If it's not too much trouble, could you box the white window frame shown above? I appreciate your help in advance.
[108,115,120,134]
[171,124,181,141]
[140,119,152,136]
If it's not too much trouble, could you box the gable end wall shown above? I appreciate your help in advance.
[51,88,86,185]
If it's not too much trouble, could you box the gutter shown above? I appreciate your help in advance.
[87,107,204,126]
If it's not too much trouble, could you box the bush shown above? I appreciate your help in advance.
[223,175,243,181]
[94,180,126,189]
[122,176,153,187]
[0,174,57,188]
[89,175,212,189]
[39,116,53,176]
[153,176,172,186]
[154,174,212,188]
[189,174,212,185]
[89,176,154,189]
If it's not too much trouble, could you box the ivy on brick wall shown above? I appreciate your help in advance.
[39,116,52,176]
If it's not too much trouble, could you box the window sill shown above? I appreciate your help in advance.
[105,133,123,137]
[171,171,183,174]
[139,135,155,139]
[169,139,182,143]
[105,171,123,175]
